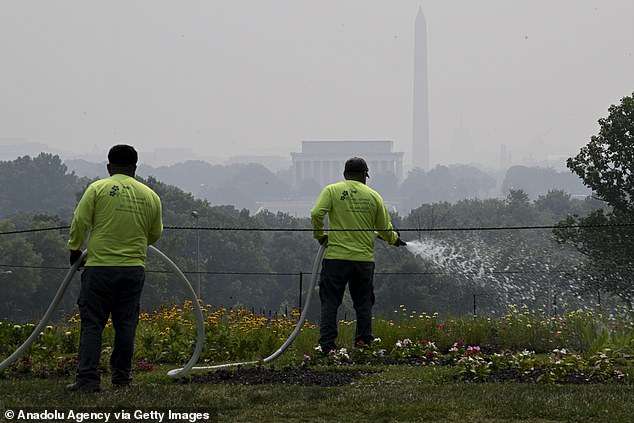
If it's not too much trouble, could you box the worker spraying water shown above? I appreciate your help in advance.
[310,157,406,353]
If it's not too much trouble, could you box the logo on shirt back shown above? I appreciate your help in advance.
[109,184,131,197]
[339,188,357,201]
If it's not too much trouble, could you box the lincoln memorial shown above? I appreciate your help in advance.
[290,140,404,187]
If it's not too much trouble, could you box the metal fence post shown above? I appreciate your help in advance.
[298,272,303,315]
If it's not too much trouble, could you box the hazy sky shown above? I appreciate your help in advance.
[1,1,633,169]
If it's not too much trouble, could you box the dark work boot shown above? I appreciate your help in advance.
[66,381,101,393]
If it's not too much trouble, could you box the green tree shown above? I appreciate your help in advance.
[0,220,42,319]
[534,190,575,220]
[534,189,603,221]
[0,153,88,218]
[567,93,634,213]
[27,214,75,313]
[503,189,545,226]
[555,211,633,308]
[555,92,634,308]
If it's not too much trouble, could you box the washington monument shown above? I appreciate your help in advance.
[412,6,430,170]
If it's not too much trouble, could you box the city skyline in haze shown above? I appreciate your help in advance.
[1,1,633,171]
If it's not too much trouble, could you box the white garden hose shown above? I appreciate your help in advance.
[166,242,326,376]
[0,246,205,379]
[149,245,205,378]
[0,250,88,374]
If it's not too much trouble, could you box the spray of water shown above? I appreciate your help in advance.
[405,239,494,279]
[404,237,548,306]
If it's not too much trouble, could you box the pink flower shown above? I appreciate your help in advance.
[466,346,481,355]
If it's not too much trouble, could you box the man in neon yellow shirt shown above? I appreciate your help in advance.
[66,145,162,392]
[311,157,405,353]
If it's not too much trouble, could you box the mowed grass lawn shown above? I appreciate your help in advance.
[1,365,632,423]
[2,304,633,422]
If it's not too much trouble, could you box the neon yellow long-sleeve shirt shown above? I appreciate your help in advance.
[67,174,163,267]
[311,180,398,262]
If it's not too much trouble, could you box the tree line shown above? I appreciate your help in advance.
[64,157,589,212]
[1,92,633,321]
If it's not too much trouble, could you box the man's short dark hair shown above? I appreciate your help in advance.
[108,145,138,166]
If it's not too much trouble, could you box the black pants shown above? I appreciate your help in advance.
[318,259,375,352]
[76,266,145,387]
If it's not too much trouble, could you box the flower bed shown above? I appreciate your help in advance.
[0,303,632,384]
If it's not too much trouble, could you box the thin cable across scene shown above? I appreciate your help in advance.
[1,222,634,236]
[0,263,597,277]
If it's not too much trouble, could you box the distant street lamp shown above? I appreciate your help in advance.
[191,210,201,298]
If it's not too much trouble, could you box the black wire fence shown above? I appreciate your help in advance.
[0,224,631,322]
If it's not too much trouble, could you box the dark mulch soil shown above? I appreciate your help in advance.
[486,369,597,384]
[185,366,376,386]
